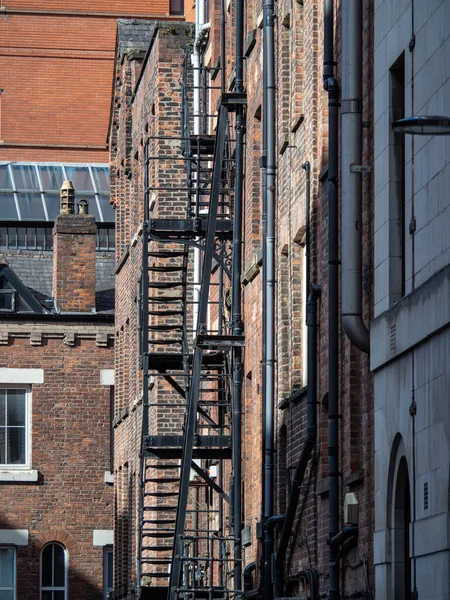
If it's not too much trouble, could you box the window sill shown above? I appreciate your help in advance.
[0,469,39,482]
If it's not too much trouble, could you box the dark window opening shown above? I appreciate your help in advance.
[394,456,411,599]
[170,0,184,15]
[41,543,67,599]
[0,290,16,312]
[104,546,114,599]
[390,53,406,300]
[0,224,115,252]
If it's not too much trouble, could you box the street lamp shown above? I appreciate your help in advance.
[392,115,450,135]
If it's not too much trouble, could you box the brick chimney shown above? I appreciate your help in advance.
[52,181,97,312]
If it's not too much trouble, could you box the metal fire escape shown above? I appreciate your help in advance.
[137,52,246,600]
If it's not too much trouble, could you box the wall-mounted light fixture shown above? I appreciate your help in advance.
[392,115,450,135]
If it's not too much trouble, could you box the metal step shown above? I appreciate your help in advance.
[143,519,176,525]
[144,491,179,498]
[148,250,187,258]
[142,545,173,551]
[145,477,180,484]
[148,310,184,317]
[148,325,183,331]
[147,351,226,371]
[148,339,183,345]
[140,558,171,564]
[148,296,184,303]
[148,266,184,273]
[148,281,185,289]
[145,464,180,470]
[143,506,177,511]
[142,530,175,538]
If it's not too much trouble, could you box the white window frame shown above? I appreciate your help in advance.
[103,545,113,600]
[0,386,31,470]
[40,542,68,600]
[0,546,16,600]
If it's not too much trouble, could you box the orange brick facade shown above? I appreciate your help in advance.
[0,1,192,163]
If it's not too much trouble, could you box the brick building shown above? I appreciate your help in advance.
[0,0,192,164]
[111,1,376,599]
[0,2,193,600]
[0,182,115,599]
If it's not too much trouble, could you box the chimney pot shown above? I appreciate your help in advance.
[60,180,75,215]
[78,199,89,215]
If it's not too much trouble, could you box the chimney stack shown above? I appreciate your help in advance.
[52,181,97,313]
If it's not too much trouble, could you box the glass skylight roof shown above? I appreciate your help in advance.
[0,163,114,222]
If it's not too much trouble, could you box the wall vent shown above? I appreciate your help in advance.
[423,481,429,510]
[390,322,396,353]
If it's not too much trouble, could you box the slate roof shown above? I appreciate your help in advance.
[1,250,115,315]
[117,19,158,59]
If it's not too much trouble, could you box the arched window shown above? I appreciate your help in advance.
[41,543,67,600]
[394,456,411,599]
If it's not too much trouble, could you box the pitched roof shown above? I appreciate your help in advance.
[1,251,115,315]
[0,260,49,314]
[117,19,158,59]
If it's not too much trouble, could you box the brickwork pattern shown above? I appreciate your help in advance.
[52,213,97,313]
[111,23,194,596]
[0,335,114,599]
[0,1,190,164]
[111,2,375,598]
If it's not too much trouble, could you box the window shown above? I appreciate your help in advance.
[389,53,406,302]
[103,546,113,599]
[41,543,67,600]
[0,162,113,223]
[0,290,16,312]
[0,547,16,600]
[169,0,183,15]
[0,388,29,468]
[0,224,115,252]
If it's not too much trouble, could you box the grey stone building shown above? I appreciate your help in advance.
[372,1,450,598]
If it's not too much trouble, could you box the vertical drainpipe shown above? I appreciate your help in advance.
[262,0,276,598]
[323,1,341,599]
[232,0,245,591]
[341,0,369,353]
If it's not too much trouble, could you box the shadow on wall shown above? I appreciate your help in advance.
[0,515,105,600]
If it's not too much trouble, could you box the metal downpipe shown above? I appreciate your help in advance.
[232,0,244,590]
[341,0,369,354]
[262,0,276,598]
[324,1,341,598]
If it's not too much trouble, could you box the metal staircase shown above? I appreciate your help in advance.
[137,54,246,600]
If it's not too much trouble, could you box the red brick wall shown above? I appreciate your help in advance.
[0,2,191,164]
[0,333,114,599]
[110,1,375,597]
[210,0,375,595]
[111,23,192,596]
[52,213,97,312]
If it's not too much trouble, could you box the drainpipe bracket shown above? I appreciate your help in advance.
[350,164,373,173]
